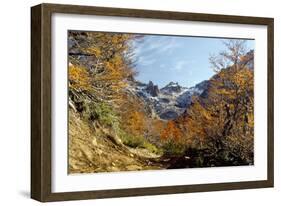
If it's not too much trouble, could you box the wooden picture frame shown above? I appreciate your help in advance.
[31,3,274,202]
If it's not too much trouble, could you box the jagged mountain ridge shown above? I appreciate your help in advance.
[127,80,209,120]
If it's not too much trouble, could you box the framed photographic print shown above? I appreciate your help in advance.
[31,3,274,202]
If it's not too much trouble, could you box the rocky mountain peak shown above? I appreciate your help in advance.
[145,81,159,97]
[128,79,208,120]
[166,81,179,87]
[161,81,183,94]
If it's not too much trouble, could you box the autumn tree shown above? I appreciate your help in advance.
[68,31,146,147]
[209,39,253,72]
[159,120,185,156]
[69,64,91,91]
[68,31,138,106]
[161,121,182,142]
[124,110,146,137]
[180,40,254,166]
[148,118,166,142]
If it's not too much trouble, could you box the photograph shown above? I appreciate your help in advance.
[30,3,274,201]
[68,31,255,174]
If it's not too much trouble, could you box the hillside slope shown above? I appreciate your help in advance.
[68,109,165,173]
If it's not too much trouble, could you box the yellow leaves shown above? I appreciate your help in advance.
[130,111,146,132]
[84,47,101,57]
[110,81,128,91]
[105,60,124,79]
[217,88,232,96]
[118,94,149,138]
[179,64,254,153]
[69,32,134,101]
[210,66,253,101]
[93,58,129,94]
[189,100,212,123]
[233,69,249,87]
[123,110,147,137]
[183,102,209,142]
[112,36,122,44]
[69,65,91,91]
[247,112,254,128]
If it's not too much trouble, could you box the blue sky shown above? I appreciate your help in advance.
[132,35,254,88]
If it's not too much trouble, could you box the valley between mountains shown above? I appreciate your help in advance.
[69,79,209,173]
[68,31,254,173]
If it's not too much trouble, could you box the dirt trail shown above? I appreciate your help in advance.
[68,110,168,174]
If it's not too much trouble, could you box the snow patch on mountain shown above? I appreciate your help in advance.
[127,80,208,120]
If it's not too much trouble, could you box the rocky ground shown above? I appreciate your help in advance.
[69,110,168,173]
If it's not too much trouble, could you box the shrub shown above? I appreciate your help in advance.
[84,102,119,129]
[142,141,162,155]
[119,131,161,154]
[162,141,185,156]
[119,132,144,148]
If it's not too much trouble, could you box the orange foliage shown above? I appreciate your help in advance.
[160,121,182,142]
[127,111,146,136]
[178,65,254,159]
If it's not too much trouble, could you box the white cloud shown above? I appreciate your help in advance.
[146,37,177,53]
[173,60,189,71]
[137,56,156,66]
[134,36,180,59]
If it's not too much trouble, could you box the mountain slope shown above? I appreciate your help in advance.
[127,80,208,120]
